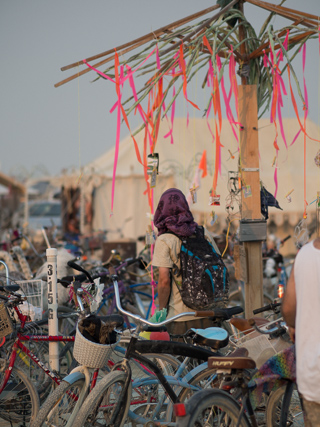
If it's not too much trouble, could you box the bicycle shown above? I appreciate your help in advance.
[175,316,299,427]
[0,266,106,423]
[64,274,247,427]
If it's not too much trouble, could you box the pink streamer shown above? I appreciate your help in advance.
[216,56,239,142]
[110,65,123,215]
[82,59,116,83]
[274,160,278,198]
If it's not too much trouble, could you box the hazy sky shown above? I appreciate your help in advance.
[1,1,319,179]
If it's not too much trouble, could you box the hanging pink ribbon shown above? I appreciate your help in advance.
[110,53,123,216]
[274,157,279,199]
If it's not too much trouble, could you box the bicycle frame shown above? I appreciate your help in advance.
[0,300,76,392]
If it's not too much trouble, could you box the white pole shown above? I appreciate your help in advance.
[46,248,59,373]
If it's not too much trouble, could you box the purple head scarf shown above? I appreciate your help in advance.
[154,188,197,237]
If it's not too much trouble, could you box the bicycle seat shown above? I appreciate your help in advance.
[188,327,229,350]
[0,284,20,293]
[208,349,256,370]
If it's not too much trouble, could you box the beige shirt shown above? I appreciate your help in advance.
[152,229,220,321]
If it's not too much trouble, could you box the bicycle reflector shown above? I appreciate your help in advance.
[174,403,187,417]
[278,284,284,299]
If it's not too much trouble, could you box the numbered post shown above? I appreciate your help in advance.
[46,248,59,373]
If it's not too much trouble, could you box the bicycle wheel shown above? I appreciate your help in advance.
[129,353,183,425]
[73,371,132,427]
[266,383,304,427]
[178,366,219,402]
[0,365,40,424]
[31,376,87,427]
[182,388,250,427]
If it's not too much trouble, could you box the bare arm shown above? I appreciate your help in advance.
[282,263,297,329]
[157,267,171,310]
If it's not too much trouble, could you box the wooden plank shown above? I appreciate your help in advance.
[238,85,260,219]
[244,241,263,315]
[0,171,25,194]
[238,0,248,85]
[238,84,263,316]
[234,244,248,282]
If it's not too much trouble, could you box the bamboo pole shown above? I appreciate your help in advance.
[249,30,316,60]
[60,5,220,72]
[160,0,239,56]
[246,0,319,28]
[247,18,303,60]
[55,5,222,88]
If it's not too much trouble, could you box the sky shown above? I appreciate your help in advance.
[1,0,319,180]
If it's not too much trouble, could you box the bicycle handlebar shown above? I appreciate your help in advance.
[111,275,217,327]
[248,317,287,336]
[67,260,95,284]
[253,301,281,315]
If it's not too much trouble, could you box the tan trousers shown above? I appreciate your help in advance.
[167,318,214,339]
[303,398,320,427]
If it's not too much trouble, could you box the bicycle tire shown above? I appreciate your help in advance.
[178,366,219,402]
[0,365,40,424]
[183,388,250,427]
[266,383,304,427]
[31,377,87,427]
[73,371,132,427]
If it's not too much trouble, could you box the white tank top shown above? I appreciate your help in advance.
[294,240,320,402]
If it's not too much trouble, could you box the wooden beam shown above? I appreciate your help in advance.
[160,0,240,56]
[246,0,319,28]
[55,6,222,88]
[0,171,25,195]
[249,30,315,60]
[238,85,263,316]
[60,5,220,72]
[238,0,248,85]
[247,19,303,60]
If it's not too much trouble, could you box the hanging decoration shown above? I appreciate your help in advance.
[315,149,320,168]
[57,1,319,221]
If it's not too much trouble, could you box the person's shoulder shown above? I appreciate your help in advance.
[156,233,180,243]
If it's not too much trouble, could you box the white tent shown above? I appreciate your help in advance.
[85,117,320,250]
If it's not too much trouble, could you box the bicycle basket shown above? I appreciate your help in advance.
[230,329,291,368]
[16,280,44,321]
[73,322,119,369]
[0,303,14,339]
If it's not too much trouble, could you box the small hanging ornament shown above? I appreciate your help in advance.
[209,189,220,206]
[314,149,320,167]
[145,225,156,246]
[210,210,217,225]
[227,149,235,160]
[147,153,159,175]
[243,185,252,198]
[285,189,294,203]
[271,155,276,167]
[150,165,157,188]
[189,185,199,204]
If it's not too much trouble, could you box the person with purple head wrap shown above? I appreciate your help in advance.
[152,188,222,337]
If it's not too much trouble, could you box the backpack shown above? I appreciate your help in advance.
[171,226,229,310]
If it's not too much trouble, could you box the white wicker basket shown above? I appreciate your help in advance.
[230,328,291,368]
[73,322,119,369]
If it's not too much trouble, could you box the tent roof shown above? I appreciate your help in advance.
[85,117,320,217]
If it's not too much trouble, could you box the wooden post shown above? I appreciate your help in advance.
[238,85,263,317]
